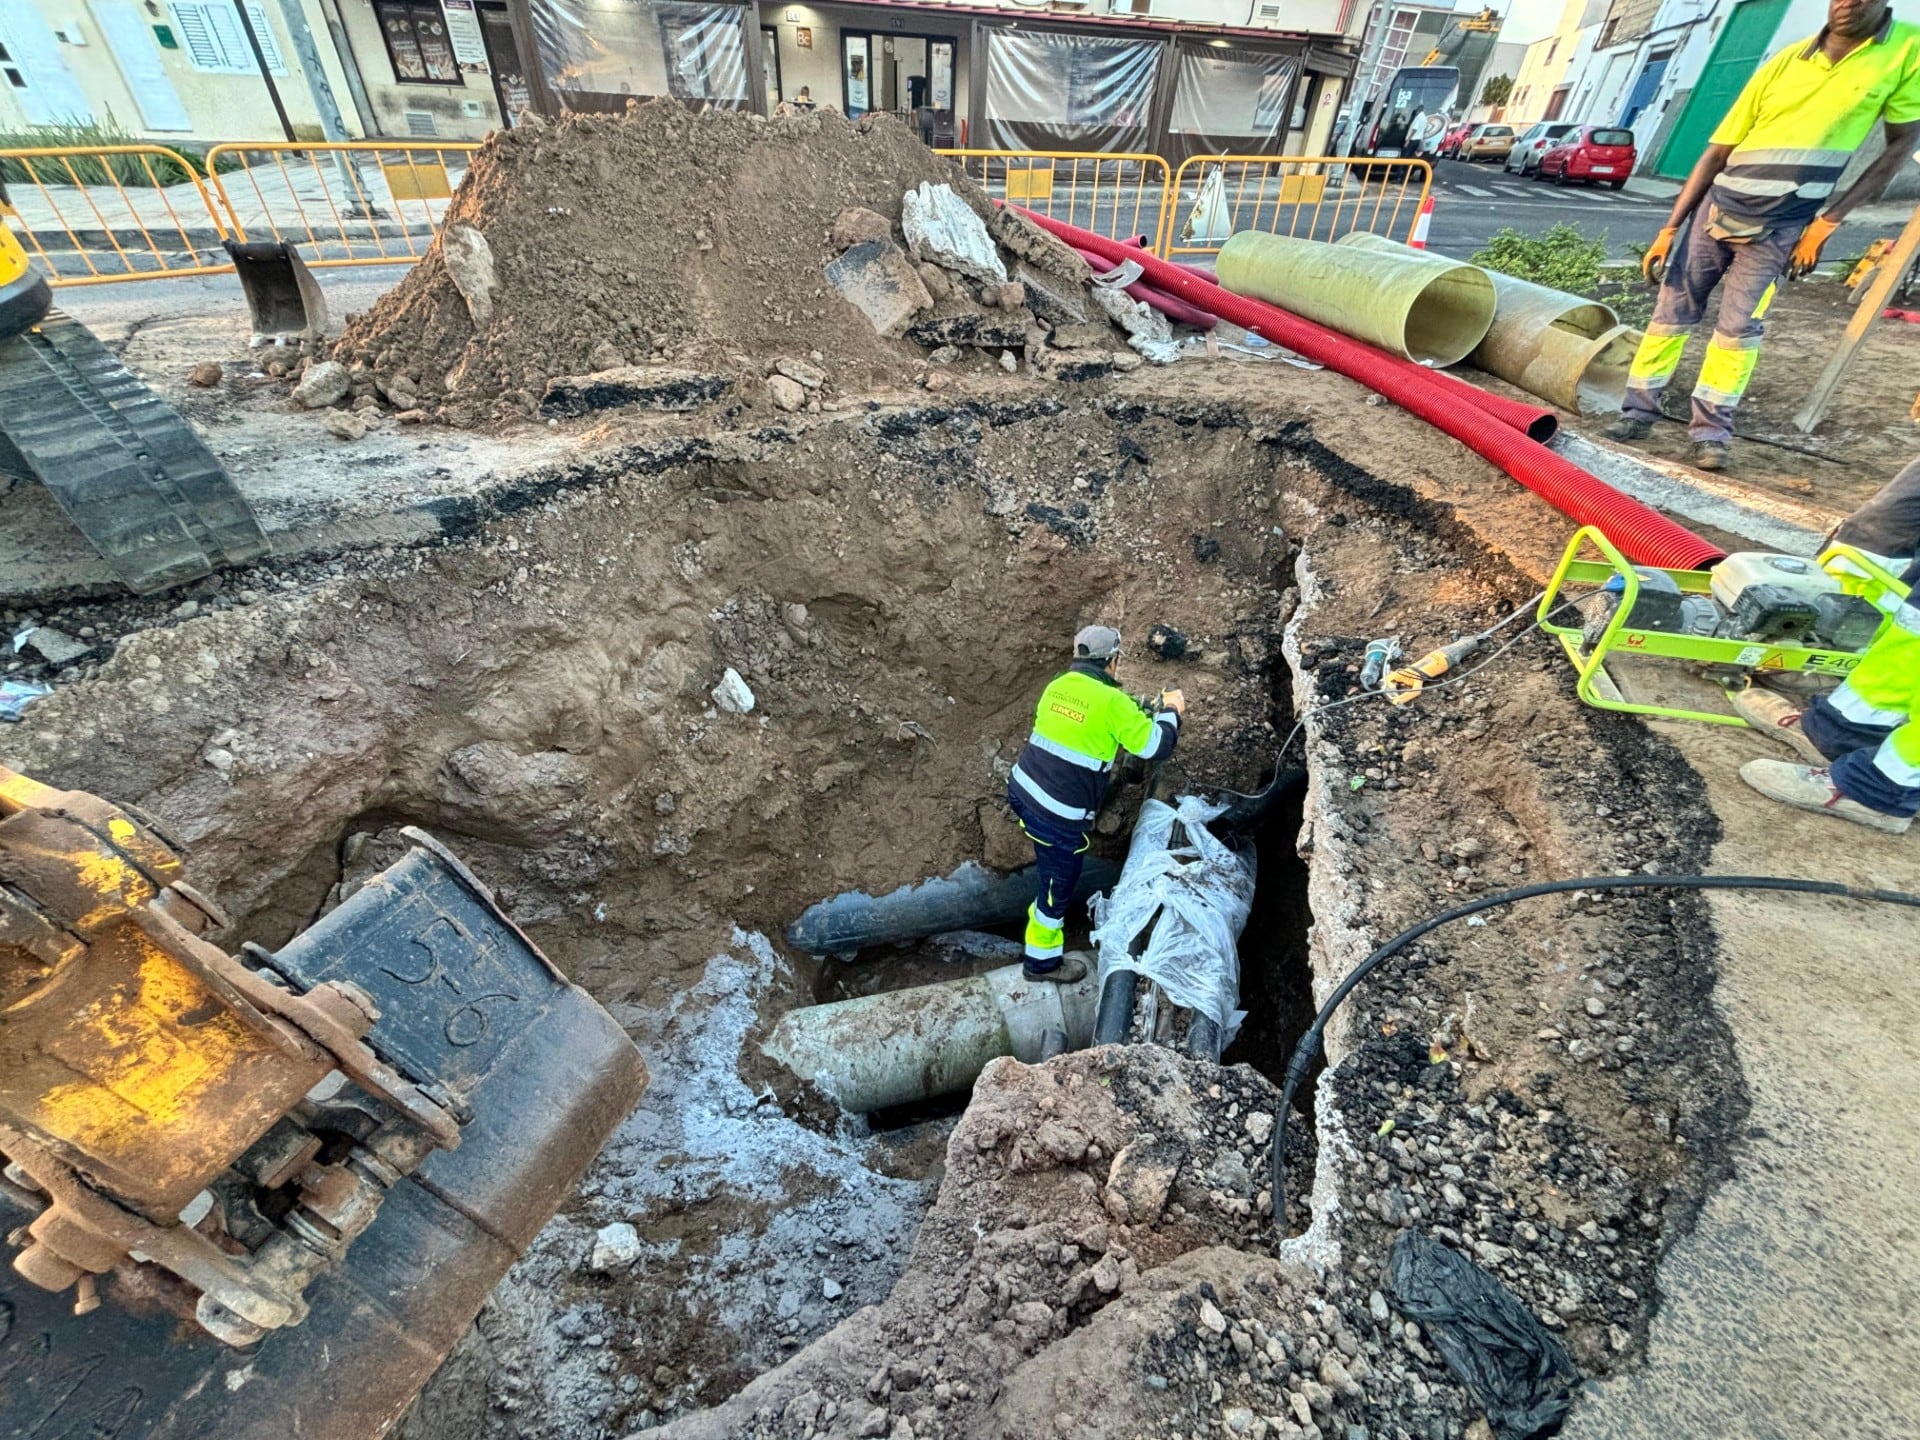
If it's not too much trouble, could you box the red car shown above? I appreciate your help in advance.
[1436,122,1476,159]
[1536,125,1637,189]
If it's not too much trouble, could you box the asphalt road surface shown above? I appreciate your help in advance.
[1419,156,1669,258]
[1418,156,1888,262]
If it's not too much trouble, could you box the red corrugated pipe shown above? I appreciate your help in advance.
[1019,208,1726,570]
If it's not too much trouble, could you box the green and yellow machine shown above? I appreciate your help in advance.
[1539,526,1911,726]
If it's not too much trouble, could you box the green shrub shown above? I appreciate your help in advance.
[0,119,244,188]
[1471,223,1609,295]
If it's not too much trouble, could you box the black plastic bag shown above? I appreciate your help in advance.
[1385,1230,1582,1438]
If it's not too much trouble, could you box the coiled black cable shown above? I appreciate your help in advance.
[1270,872,1920,1235]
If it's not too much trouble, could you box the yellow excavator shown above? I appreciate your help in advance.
[0,764,648,1436]
[1,181,276,594]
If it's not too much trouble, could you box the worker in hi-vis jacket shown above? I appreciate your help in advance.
[1005,626,1184,981]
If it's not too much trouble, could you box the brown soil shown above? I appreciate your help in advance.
[330,104,996,424]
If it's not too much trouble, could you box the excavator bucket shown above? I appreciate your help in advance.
[0,311,272,594]
[223,239,330,345]
[0,768,648,1438]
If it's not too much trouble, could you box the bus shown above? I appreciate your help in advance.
[1363,66,1461,158]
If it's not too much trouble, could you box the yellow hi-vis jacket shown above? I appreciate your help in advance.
[1008,661,1178,830]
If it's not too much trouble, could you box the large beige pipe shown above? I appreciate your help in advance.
[1338,233,1639,414]
[1215,231,1497,366]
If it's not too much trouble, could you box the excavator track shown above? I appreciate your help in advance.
[0,310,270,594]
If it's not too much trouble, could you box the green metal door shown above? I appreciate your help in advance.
[1654,0,1791,178]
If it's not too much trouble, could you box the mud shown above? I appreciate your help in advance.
[1,349,1769,1440]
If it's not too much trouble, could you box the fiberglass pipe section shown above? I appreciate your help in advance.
[762,963,1100,1113]
[1337,233,1640,415]
[1215,231,1498,367]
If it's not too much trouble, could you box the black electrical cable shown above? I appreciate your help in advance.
[1269,872,1920,1236]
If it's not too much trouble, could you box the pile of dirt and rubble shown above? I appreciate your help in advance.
[325,104,1145,428]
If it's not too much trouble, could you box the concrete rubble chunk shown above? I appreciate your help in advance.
[13,627,91,664]
[540,368,731,419]
[712,667,756,714]
[824,238,936,339]
[831,207,894,249]
[292,360,351,409]
[1104,1135,1185,1223]
[322,409,371,441]
[442,222,499,327]
[1013,262,1090,327]
[768,374,807,412]
[774,357,828,389]
[1089,284,1178,365]
[588,339,625,371]
[589,1221,641,1272]
[902,182,1007,285]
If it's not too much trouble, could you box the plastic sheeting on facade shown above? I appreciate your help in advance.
[1169,46,1298,140]
[1089,796,1255,1040]
[981,29,1162,154]
[528,0,748,113]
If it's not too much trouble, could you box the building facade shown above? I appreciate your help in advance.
[0,0,1374,159]
[1546,0,1916,196]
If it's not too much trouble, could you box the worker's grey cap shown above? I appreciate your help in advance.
[1074,625,1122,660]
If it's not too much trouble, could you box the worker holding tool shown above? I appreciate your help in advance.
[1735,456,1920,832]
[1007,625,1184,982]
[1608,0,1920,473]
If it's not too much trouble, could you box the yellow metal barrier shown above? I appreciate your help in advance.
[938,149,1171,248]
[1161,156,1434,258]
[0,146,231,287]
[204,140,477,269]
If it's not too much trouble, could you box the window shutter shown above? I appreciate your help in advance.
[173,1,288,75]
[172,2,229,71]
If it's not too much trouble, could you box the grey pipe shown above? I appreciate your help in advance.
[763,963,1100,1113]
[787,858,1121,957]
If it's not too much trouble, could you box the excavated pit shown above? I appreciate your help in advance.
[1,386,1747,1440]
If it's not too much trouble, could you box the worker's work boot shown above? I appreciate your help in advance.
[1604,415,1653,443]
[1738,759,1913,833]
[1023,952,1090,984]
[1728,684,1829,765]
[1691,440,1731,472]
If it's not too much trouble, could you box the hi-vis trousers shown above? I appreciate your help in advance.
[1621,213,1802,444]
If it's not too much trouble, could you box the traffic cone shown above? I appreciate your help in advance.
[1408,193,1435,249]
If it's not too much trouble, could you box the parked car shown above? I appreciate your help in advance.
[1537,125,1638,188]
[1462,124,1515,162]
[1504,121,1577,175]
[1437,121,1476,159]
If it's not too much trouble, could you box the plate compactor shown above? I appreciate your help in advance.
[0,766,648,1437]
[1539,526,1910,725]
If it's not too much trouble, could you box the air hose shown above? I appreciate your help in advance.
[1270,872,1920,1234]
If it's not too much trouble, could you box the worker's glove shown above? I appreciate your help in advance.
[1788,215,1841,280]
[1158,688,1187,718]
[1642,226,1677,284]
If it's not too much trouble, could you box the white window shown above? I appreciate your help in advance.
[170,1,287,76]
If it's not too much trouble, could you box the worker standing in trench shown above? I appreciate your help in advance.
[1007,626,1184,981]
[1606,0,1920,472]
[1736,455,1920,832]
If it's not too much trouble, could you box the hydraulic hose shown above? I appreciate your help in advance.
[1017,209,1726,571]
[1269,873,1920,1235]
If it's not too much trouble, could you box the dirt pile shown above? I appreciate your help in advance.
[329,105,1117,427]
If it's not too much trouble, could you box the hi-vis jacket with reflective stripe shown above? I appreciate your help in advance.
[1708,14,1920,224]
[1009,661,1179,829]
